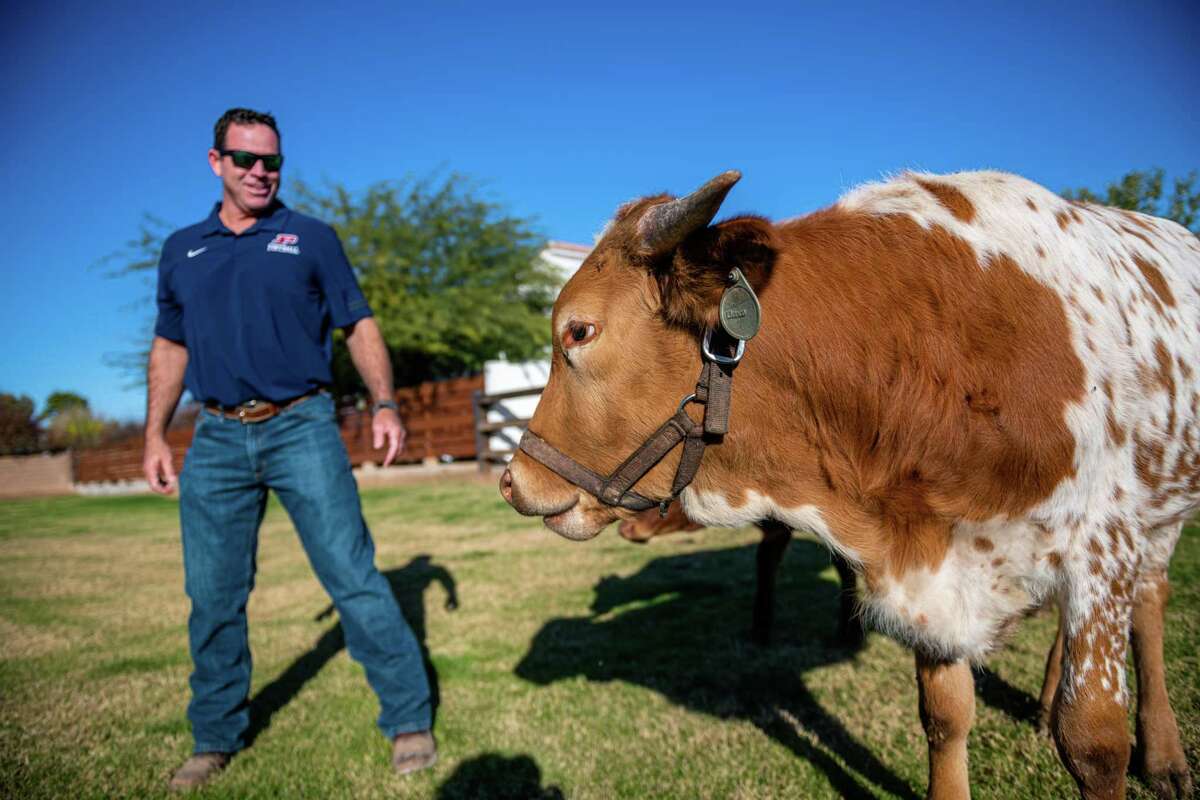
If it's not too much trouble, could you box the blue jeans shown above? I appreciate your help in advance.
[179,393,431,754]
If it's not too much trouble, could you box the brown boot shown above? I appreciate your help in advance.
[392,730,437,775]
[168,752,231,791]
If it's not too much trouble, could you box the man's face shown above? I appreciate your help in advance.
[207,123,281,215]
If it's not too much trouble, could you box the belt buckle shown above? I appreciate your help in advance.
[237,399,270,424]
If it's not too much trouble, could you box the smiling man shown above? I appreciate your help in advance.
[143,108,436,790]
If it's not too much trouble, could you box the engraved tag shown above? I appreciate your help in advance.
[719,267,761,340]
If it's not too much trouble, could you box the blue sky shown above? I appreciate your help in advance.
[2,0,1197,421]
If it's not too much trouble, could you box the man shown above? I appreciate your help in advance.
[143,108,436,791]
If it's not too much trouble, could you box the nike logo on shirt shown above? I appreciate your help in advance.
[187,247,208,258]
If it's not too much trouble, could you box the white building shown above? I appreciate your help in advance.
[482,240,590,458]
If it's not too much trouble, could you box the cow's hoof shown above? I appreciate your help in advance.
[1036,709,1053,740]
[1141,757,1193,800]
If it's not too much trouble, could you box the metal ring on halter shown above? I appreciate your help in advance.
[676,393,698,412]
[702,328,746,365]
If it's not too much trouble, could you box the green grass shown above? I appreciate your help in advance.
[0,481,1196,798]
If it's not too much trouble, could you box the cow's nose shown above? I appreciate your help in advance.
[499,468,514,505]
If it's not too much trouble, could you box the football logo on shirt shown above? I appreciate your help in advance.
[267,233,301,255]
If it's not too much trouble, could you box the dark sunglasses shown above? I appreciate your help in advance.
[220,149,284,171]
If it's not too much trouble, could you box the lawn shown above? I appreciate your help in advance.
[0,480,1196,799]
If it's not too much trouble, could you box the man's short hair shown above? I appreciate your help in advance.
[213,108,281,151]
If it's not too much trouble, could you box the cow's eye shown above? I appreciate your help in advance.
[563,321,599,349]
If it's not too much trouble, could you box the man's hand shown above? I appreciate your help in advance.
[143,335,187,494]
[373,407,406,467]
[143,436,178,494]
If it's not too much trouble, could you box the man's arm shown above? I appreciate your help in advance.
[344,317,405,466]
[143,336,188,494]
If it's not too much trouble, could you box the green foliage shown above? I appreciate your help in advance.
[291,175,556,392]
[1063,168,1199,232]
[104,175,557,397]
[0,393,40,455]
[44,406,110,451]
[42,392,88,417]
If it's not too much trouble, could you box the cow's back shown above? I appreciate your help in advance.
[839,171,1200,528]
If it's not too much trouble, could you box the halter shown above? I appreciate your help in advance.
[516,267,760,516]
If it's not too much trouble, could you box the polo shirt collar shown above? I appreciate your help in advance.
[200,199,291,237]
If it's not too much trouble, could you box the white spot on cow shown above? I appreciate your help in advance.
[682,488,862,566]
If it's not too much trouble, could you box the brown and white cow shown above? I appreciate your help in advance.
[501,169,1198,799]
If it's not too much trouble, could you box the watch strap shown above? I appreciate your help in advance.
[372,399,399,414]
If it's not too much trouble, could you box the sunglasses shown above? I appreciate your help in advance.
[220,149,284,171]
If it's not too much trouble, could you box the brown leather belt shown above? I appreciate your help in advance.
[204,390,321,424]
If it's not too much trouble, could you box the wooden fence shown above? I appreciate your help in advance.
[342,375,483,465]
[472,385,544,472]
[73,375,484,484]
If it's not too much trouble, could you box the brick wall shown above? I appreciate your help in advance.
[0,453,74,497]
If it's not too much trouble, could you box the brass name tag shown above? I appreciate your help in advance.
[719,268,761,340]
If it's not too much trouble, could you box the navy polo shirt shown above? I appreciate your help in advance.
[154,200,373,407]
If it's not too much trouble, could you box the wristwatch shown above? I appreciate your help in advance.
[371,399,399,415]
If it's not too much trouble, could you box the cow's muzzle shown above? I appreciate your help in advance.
[501,461,613,540]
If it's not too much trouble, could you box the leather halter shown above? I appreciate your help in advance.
[517,328,743,514]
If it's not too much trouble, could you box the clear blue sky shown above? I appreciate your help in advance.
[2,0,1197,421]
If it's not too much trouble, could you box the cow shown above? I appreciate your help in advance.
[500,168,1199,799]
[621,501,1077,736]
[618,501,863,646]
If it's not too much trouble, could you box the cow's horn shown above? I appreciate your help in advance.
[637,170,741,256]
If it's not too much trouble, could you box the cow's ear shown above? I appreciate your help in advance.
[654,216,777,329]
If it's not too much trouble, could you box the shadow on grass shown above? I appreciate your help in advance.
[973,664,1042,725]
[516,539,921,799]
[436,753,564,800]
[243,554,457,748]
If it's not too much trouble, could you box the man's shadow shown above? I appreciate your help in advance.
[243,554,457,748]
[515,538,1041,800]
[436,753,564,800]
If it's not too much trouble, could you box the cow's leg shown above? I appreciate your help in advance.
[1131,567,1192,799]
[1053,574,1134,800]
[915,652,975,800]
[1037,605,1066,738]
[832,552,864,646]
[751,521,791,645]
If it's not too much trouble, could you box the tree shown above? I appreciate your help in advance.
[43,391,89,416]
[292,175,557,393]
[45,406,110,451]
[98,214,176,390]
[1062,168,1199,232]
[104,174,558,399]
[0,393,41,455]
[36,392,116,451]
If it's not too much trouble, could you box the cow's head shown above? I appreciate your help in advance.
[500,171,777,540]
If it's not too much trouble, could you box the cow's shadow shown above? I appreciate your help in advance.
[243,554,457,748]
[515,539,920,799]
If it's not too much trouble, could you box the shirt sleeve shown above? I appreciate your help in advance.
[153,236,186,343]
[314,225,373,327]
